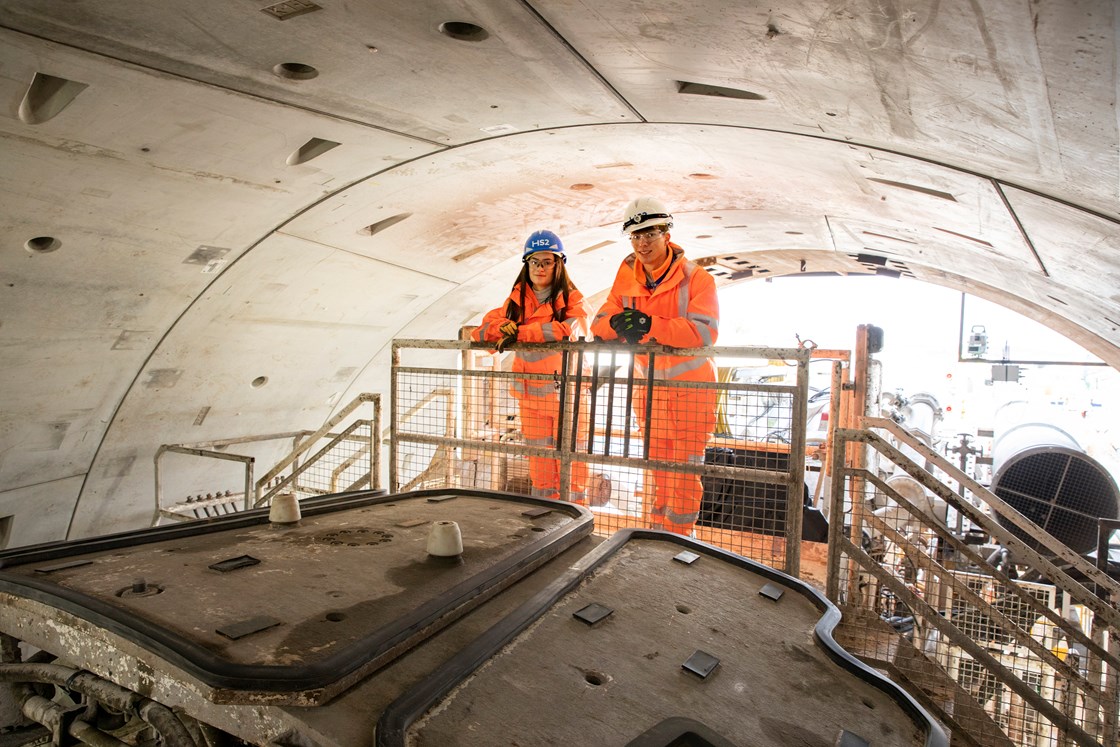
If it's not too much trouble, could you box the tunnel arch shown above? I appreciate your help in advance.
[28,120,1111,539]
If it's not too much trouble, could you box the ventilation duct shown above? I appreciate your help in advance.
[991,405,1119,556]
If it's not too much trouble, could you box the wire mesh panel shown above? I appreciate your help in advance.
[390,339,812,575]
[290,421,375,497]
[154,393,382,524]
[394,363,460,492]
[828,419,1120,747]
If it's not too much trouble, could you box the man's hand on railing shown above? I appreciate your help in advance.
[610,309,651,344]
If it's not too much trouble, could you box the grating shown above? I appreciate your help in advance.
[393,340,809,571]
[993,450,1120,554]
[948,571,1055,647]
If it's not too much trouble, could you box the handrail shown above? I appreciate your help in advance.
[391,338,812,575]
[861,469,1116,669]
[840,532,1103,747]
[842,425,1120,631]
[255,419,373,507]
[862,473,1115,703]
[153,446,254,526]
[153,430,308,450]
[254,392,381,501]
[393,338,814,364]
[829,417,1120,746]
[863,415,1120,603]
[153,393,381,524]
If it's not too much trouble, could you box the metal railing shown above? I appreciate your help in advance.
[153,393,382,524]
[828,416,1120,747]
[149,337,1120,746]
[390,338,812,575]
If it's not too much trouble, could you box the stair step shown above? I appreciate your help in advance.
[836,606,1016,747]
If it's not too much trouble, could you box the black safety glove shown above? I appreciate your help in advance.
[610,309,651,344]
[494,320,519,352]
[609,311,628,337]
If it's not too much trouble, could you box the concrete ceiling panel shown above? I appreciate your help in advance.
[1001,185,1120,339]
[66,232,455,536]
[279,124,1045,296]
[0,476,81,548]
[531,0,1119,217]
[0,29,431,495]
[0,28,433,197]
[0,0,635,144]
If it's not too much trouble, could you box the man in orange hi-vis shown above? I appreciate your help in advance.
[590,197,719,535]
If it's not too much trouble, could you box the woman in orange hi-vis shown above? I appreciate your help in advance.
[590,197,719,535]
[473,230,589,503]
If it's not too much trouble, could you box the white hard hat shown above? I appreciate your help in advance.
[621,196,673,233]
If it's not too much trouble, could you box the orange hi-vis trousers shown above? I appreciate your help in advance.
[519,397,589,503]
[635,385,717,535]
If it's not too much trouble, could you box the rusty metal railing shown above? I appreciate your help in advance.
[390,338,812,575]
[828,417,1120,747]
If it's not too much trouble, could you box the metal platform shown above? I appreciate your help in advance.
[376,529,948,747]
[0,488,593,706]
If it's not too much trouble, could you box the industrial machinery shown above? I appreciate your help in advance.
[989,406,1120,559]
[866,393,1120,577]
[0,488,945,747]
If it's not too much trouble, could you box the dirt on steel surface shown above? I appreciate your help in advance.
[3,494,581,667]
[404,537,930,747]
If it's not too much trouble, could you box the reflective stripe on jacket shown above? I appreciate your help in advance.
[590,243,718,382]
[473,283,588,401]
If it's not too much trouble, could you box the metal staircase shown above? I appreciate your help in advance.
[827,417,1120,747]
[835,604,1017,747]
[152,393,382,524]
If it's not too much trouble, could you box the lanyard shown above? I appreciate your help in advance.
[645,256,675,290]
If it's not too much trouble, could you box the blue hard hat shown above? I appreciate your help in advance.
[522,230,566,262]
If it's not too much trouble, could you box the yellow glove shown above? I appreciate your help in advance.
[498,321,518,337]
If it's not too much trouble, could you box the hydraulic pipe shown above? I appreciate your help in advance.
[14,681,130,747]
[0,663,198,747]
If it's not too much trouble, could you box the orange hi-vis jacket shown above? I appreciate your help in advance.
[590,244,719,382]
[473,282,588,402]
